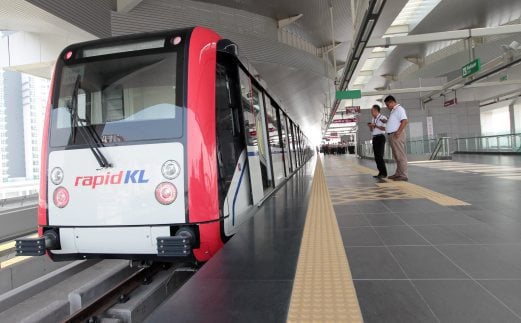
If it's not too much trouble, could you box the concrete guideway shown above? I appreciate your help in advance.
[0,206,37,243]
[0,257,193,322]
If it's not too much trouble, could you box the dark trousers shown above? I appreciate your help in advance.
[372,135,387,176]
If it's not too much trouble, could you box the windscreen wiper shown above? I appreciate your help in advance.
[68,75,112,169]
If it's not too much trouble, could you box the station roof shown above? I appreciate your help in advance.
[1,0,521,142]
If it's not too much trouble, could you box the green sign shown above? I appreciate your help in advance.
[336,90,362,100]
[462,58,481,78]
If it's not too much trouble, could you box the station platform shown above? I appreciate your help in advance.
[147,154,521,322]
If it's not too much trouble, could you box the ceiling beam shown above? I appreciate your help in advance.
[361,79,521,97]
[277,14,304,29]
[385,24,409,35]
[117,0,143,13]
[320,42,343,54]
[367,24,521,48]
[363,85,442,96]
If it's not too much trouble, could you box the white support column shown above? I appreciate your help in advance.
[509,104,516,134]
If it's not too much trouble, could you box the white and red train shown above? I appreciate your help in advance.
[16,27,312,264]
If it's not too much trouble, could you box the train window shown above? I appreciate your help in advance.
[264,98,285,185]
[51,52,182,147]
[284,115,294,173]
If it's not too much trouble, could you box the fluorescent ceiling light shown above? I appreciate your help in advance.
[355,42,366,58]
[350,0,441,90]
[361,57,386,70]
[361,19,375,42]
[390,0,442,31]
[372,0,385,14]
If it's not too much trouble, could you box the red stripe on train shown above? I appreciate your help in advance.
[186,27,223,261]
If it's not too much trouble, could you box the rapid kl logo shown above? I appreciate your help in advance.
[75,170,149,189]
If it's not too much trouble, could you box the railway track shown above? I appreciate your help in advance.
[0,259,196,322]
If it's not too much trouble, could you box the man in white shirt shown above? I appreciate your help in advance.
[368,104,387,178]
[384,95,409,181]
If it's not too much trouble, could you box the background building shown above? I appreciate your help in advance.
[0,68,49,184]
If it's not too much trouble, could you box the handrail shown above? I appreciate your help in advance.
[358,136,451,160]
[454,133,521,153]
[429,137,450,160]
[456,132,521,140]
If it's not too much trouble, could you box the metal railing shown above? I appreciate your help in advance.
[406,138,437,156]
[357,141,393,160]
[358,136,451,160]
[455,133,521,153]
[429,137,451,160]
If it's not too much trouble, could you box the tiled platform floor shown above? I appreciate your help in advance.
[324,155,521,322]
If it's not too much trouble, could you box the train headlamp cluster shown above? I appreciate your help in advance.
[161,160,180,180]
[51,167,69,208]
[155,182,177,205]
[53,187,70,208]
[157,160,180,205]
[50,167,64,185]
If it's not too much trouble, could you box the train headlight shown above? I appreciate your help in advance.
[50,167,64,185]
[161,160,180,180]
[155,182,177,205]
[53,187,70,208]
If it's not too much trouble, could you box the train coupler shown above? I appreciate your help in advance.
[15,237,46,256]
[157,227,195,257]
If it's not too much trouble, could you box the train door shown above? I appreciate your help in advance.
[296,128,303,165]
[255,89,274,193]
[215,57,254,236]
[288,119,297,170]
[276,108,289,177]
[238,68,270,204]
[282,115,295,175]
[265,99,285,185]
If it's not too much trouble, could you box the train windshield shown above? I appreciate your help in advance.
[50,51,182,147]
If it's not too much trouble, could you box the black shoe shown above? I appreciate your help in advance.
[378,175,387,179]
[373,174,381,178]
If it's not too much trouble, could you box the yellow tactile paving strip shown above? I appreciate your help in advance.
[377,181,470,206]
[326,159,469,206]
[287,159,362,323]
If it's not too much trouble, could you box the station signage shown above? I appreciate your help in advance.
[336,90,362,100]
[444,98,458,107]
[462,58,480,78]
[345,106,361,114]
[332,117,358,123]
